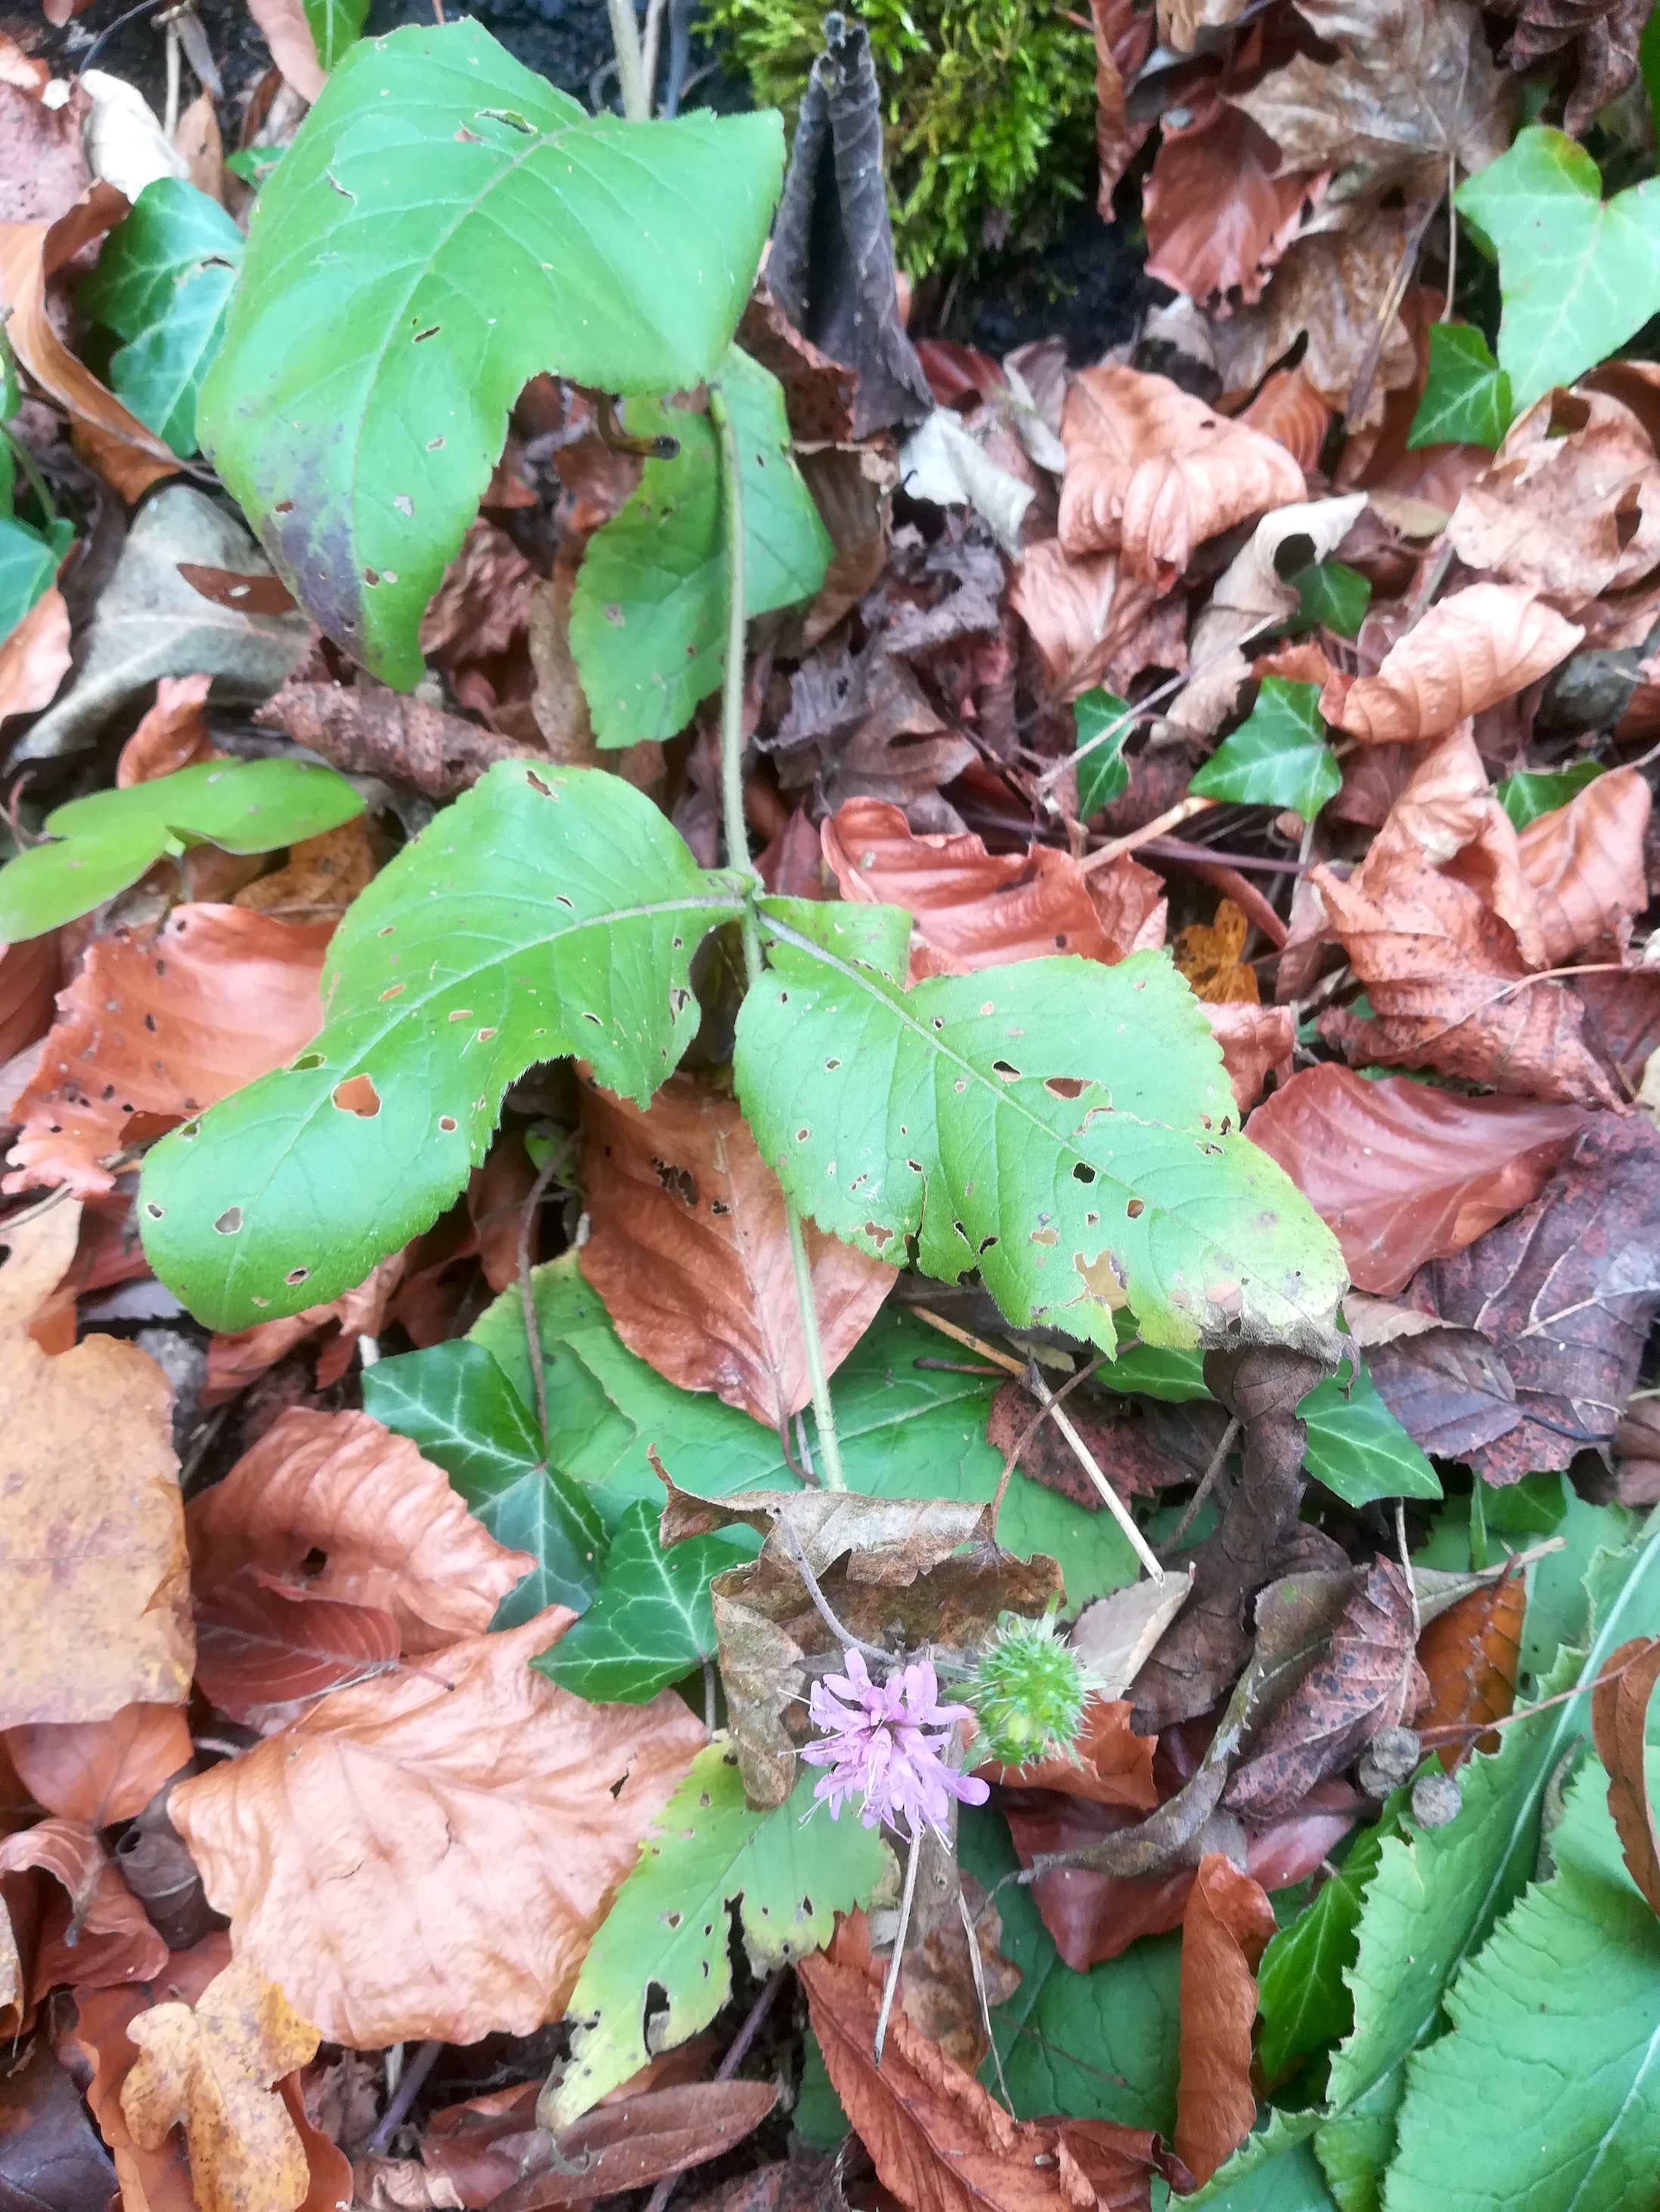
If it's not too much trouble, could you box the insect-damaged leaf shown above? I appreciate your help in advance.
[733,899,1346,1364]
[138,764,746,1329]
[197,20,783,685]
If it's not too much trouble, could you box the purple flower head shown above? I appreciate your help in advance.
[800,1647,990,1840]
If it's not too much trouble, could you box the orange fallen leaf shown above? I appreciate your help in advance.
[976,1696,1157,1808]
[1202,1002,1294,1115]
[188,1408,532,1656]
[1517,765,1652,966]
[1591,1636,1660,1916]
[6,902,334,1197]
[1173,1854,1276,2186]
[122,1953,321,2212]
[0,1816,168,1997]
[234,820,379,924]
[4,1702,192,1823]
[117,676,220,786]
[1005,540,1163,701]
[1090,0,1154,203]
[1333,584,1584,743]
[243,0,324,100]
[821,798,1165,979]
[579,1072,895,1427]
[420,518,535,669]
[0,929,59,1063]
[194,1568,402,1728]
[76,1934,234,2212]
[1059,365,1305,589]
[0,1199,193,1728]
[1174,898,1259,1004]
[1143,88,1323,309]
[168,1609,706,2047]
[1236,368,1333,475]
[1416,1573,1525,1770]
[0,583,71,728]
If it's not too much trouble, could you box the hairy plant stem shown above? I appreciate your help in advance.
[709,378,848,1490]
[607,0,650,120]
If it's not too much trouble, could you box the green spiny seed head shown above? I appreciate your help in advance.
[967,1610,1094,1767]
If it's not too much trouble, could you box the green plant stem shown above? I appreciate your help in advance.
[4,425,57,529]
[709,377,847,1491]
[607,0,651,119]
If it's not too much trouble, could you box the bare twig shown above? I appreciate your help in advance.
[361,2039,443,2158]
[1023,1363,1167,1582]
[1158,1415,1240,1559]
[874,1827,921,2066]
[776,1511,890,1664]
[959,1883,1013,2110]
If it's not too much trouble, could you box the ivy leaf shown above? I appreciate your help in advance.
[570,346,832,746]
[361,1339,607,1624]
[548,1742,886,2125]
[1387,1754,1660,2212]
[1287,561,1370,639]
[1256,1811,1398,2085]
[197,20,783,687]
[532,1499,757,1702]
[1407,322,1513,451]
[0,757,363,942]
[1455,126,1660,414]
[79,179,244,458]
[1072,688,1132,821]
[304,0,369,70]
[0,513,70,641]
[138,763,747,1330]
[468,1260,1142,1606]
[1495,760,1603,829]
[1189,680,1340,824]
[735,900,1347,1363]
[1301,1366,1442,1508]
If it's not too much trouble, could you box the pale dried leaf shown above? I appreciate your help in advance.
[1071,1570,1196,1700]
[1333,584,1584,742]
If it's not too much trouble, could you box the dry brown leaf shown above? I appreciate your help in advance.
[1059,366,1305,588]
[234,820,378,923]
[256,677,543,799]
[0,1200,193,1728]
[76,1934,233,2212]
[116,675,219,785]
[1091,0,1155,203]
[1143,88,1325,308]
[1590,1636,1660,1915]
[578,1072,895,1426]
[1006,541,1162,701]
[0,587,71,721]
[168,1609,706,2047]
[6,903,332,1197]
[419,519,535,669]
[193,1566,401,1727]
[1499,0,1649,135]
[0,1816,168,1997]
[0,188,178,498]
[1173,1855,1276,2186]
[173,88,224,203]
[800,1916,1184,2212]
[1174,900,1259,1004]
[244,0,324,100]
[1235,368,1334,475]
[0,70,88,223]
[1159,0,1255,48]
[975,1696,1158,1808]
[1517,765,1651,966]
[188,1407,532,1655]
[1416,1572,1525,1769]
[1202,1002,1295,1114]
[1069,1572,1196,1702]
[822,798,1165,977]
[486,2082,780,2211]
[0,932,58,1063]
[1232,0,1513,202]
[1335,585,1584,743]
[4,1703,192,1824]
[122,1954,321,2212]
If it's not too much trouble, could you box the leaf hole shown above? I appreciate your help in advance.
[333,1074,381,1117]
[991,1059,1020,1080]
[1072,1162,1096,1184]
[1047,1076,1088,1100]
[286,1267,309,1286]
[214,1206,243,1235]
[1126,1198,1144,1218]
[439,1115,458,1132]
[144,1202,163,1220]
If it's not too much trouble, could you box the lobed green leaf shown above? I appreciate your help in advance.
[1189,680,1340,824]
[1407,321,1513,451]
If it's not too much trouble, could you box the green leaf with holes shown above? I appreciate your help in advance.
[0,757,362,942]
[304,0,370,71]
[1455,127,1660,414]
[138,763,747,1331]
[361,1339,607,1624]
[1407,321,1513,450]
[532,1497,757,1701]
[569,345,831,746]
[1189,679,1340,823]
[1072,687,1132,821]
[1496,760,1603,828]
[197,20,783,687]
[549,1741,886,2126]
[80,178,244,458]
[733,900,1347,1363]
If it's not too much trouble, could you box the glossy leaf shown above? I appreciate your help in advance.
[735,899,1347,1363]
[1073,687,1132,820]
[1455,127,1660,413]
[0,513,70,642]
[1189,680,1340,823]
[138,763,747,1329]
[533,1499,756,1702]
[304,0,369,70]
[1287,560,1370,639]
[570,346,831,746]
[1495,760,1603,829]
[1300,1365,1442,1508]
[1256,1813,1398,2085]
[362,1340,607,1623]
[551,1744,886,2124]
[0,757,363,942]
[197,20,783,685]
[1406,321,1513,450]
[79,179,244,458]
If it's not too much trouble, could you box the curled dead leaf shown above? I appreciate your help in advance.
[116,676,219,786]
[1416,1572,1524,1769]
[1333,584,1584,743]
[1173,1855,1276,2186]
[1518,765,1651,966]
[4,1702,193,1824]
[0,1816,168,1998]
[1005,541,1162,702]
[1143,89,1325,309]
[0,588,72,722]
[1590,1637,1660,1916]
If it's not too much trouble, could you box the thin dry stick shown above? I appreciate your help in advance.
[1081,794,1219,874]
[874,1827,921,2066]
[1158,1414,1240,1559]
[640,0,670,107]
[1396,1500,1421,1643]
[988,1357,1103,1528]
[1024,1365,1167,1583]
[777,1510,889,1664]
[958,1884,1013,2110]
[517,1144,572,1443]
[361,2039,443,2158]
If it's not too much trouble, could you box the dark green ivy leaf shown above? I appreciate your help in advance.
[1073,687,1132,820]
[1495,761,1603,829]
[1189,679,1341,824]
[1286,560,1370,640]
[1407,323,1513,451]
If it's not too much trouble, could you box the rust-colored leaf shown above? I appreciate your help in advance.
[419,518,535,669]
[0,67,88,223]
[0,930,59,1063]
[976,1696,1158,1809]
[6,903,334,1198]
[167,1609,706,2047]
[578,1071,895,1427]
[821,799,1165,979]
[0,1816,168,1997]
[1173,899,1259,1005]
[4,1703,192,1823]
[194,1568,401,1726]
[1517,765,1652,966]
[1591,1636,1660,1916]
[1143,88,1324,308]
[1173,1855,1276,2186]
[0,588,71,721]
[243,0,324,100]
[234,820,379,925]
[0,1200,193,1728]
[1005,541,1162,703]
[1091,0,1155,202]
[1247,1065,1588,1294]
[1202,1002,1295,1115]
[1235,368,1333,475]
[201,1249,409,1405]
[487,2083,779,2212]
[1333,584,1583,743]
[1059,365,1305,588]
[116,676,219,786]
[1416,1574,1525,1770]
[188,1407,532,1656]
[76,1936,232,2212]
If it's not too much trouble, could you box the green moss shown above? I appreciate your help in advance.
[704,0,1097,278]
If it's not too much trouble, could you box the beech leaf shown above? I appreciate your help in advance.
[1590,1634,1660,1913]
[1174,1854,1277,2186]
